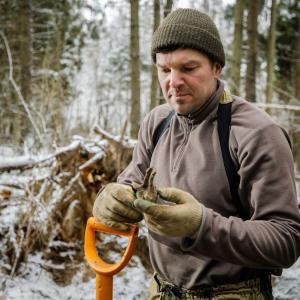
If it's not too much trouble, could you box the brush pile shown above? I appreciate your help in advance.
[0,126,151,288]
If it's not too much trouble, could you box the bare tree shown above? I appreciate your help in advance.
[245,0,259,102]
[202,0,210,14]
[19,0,32,106]
[229,0,245,96]
[292,3,300,175]
[295,5,300,100]
[266,0,277,103]
[157,0,173,106]
[163,0,173,18]
[149,0,160,111]
[130,0,141,138]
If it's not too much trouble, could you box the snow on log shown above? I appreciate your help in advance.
[0,140,81,172]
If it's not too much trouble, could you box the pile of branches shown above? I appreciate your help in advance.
[0,125,151,287]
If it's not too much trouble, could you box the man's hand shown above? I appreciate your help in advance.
[134,187,202,237]
[92,183,143,231]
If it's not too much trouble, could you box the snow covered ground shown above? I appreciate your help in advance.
[273,258,300,300]
[1,256,299,299]
[0,253,151,300]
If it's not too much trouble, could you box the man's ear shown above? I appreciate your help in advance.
[213,62,222,79]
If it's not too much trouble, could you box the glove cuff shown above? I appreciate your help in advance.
[187,203,203,238]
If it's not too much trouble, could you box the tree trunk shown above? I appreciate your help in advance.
[203,0,210,14]
[245,0,259,102]
[157,0,173,106]
[50,0,70,141]
[266,0,277,103]
[19,0,32,102]
[13,0,32,143]
[293,5,300,176]
[149,0,160,111]
[130,0,141,139]
[229,0,245,96]
[295,5,300,100]
[163,0,173,18]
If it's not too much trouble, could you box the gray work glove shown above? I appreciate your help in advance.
[134,187,202,237]
[92,183,143,231]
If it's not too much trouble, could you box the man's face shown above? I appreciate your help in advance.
[156,48,222,115]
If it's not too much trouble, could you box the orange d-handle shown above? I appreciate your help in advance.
[84,217,139,300]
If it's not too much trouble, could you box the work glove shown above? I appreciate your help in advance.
[92,183,143,231]
[134,187,202,238]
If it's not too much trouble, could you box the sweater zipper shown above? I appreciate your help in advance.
[172,118,193,171]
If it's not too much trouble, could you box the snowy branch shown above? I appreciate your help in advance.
[0,140,81,172]
[255,102,300,111]
[78,152,104,171]
[93,124,132,149]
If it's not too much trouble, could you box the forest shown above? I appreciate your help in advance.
[0,0,300,299]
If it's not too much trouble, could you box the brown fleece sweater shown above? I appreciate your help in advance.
[117,81,300,289]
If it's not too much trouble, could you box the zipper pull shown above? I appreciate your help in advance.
[188,118,193,131]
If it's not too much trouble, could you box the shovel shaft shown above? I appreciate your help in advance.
[96,274,112,300]
[84,217,139,300]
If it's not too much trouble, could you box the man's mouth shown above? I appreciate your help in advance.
[173,94,190,102]
[168,91,190,98]
[175,93,189,97]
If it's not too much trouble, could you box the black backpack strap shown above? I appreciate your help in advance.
[217,102,248,220]
[152,98,248,220]
[152,110,175,147]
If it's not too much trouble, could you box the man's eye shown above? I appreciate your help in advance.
[183,67,196,72]
[161,68,170,73]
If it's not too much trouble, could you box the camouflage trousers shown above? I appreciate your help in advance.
[149,273,274,300]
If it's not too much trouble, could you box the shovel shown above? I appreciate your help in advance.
[84,217,139,300]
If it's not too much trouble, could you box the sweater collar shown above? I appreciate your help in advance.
[177,80,224,125]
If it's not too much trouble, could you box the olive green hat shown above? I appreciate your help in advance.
[151,8,225,67]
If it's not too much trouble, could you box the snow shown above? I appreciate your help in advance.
[0,253,150,300]
[273,258,300,299]
[0,155,42,170]
[1,255,299,299]
[0,140,82,171]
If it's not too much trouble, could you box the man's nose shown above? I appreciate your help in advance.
[169,70,184,88]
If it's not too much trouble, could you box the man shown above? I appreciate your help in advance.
[93,8,300,299]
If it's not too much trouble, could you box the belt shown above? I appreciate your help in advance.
[154,273,272,299]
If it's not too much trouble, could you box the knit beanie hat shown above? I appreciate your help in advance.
[151,8,225,67]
